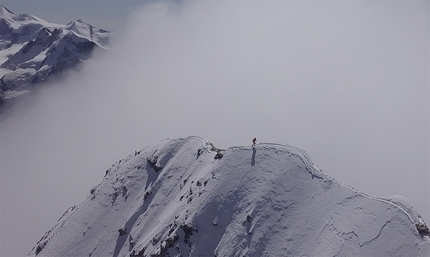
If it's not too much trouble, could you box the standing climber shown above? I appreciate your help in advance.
[252,138,257,147]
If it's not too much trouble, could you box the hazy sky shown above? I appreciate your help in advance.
[1,1,429,256]
[1,0,138,30]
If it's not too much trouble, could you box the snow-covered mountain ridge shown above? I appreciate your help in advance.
[0,5,109,103]
[29,136,430,256]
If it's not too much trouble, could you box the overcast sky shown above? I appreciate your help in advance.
[1,1,429,256]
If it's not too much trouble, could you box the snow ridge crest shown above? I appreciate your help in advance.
[29,136,430,257]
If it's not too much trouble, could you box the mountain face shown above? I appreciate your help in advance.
[28,136,429,257]
[0,5,109,103]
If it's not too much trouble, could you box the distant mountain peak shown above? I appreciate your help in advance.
[0,5,110,105]
[0,5,13,17]
[0,5,18,21]
[0,5,47,26]
[65,19,90,29]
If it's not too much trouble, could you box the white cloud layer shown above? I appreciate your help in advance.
[1,1,429,256]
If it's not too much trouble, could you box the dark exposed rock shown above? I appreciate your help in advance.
[118,228,127,236]
[416,223,430,237]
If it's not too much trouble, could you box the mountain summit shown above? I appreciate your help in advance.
[29,136,429,256]
[0,5,109,103]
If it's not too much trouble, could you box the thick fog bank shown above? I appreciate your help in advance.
[1,1,428,256]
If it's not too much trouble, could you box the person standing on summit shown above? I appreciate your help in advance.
[252,138,257,147]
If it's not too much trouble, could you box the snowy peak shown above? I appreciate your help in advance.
[0,5,15,21]
[0,5,51,31]
[65,19,95,41]
[29,136,430,257]
[64,19,109,47]
[0,5,110,103]
[0,5,31,23]
[65,19,90,29]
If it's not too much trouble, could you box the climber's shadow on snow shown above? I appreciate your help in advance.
[251,147,256,166]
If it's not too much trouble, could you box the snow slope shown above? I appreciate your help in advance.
[28,136,430,257]
[0,5,109,102]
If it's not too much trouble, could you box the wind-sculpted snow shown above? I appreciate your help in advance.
[29,136,430,257]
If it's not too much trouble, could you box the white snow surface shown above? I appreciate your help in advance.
[65,19,110,47]
[28,136,429,257]
[0,5,57,30]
